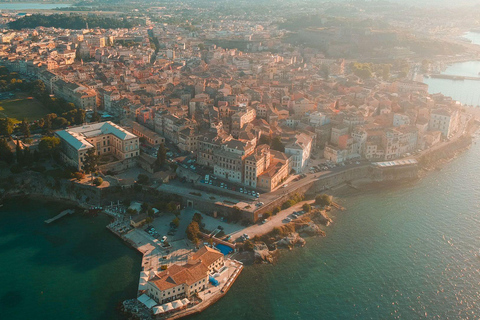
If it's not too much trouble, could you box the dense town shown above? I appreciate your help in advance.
[0,1,478,319]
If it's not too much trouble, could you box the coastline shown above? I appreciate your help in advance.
[0,118,477,320]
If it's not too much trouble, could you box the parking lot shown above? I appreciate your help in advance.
[199,174,260,198]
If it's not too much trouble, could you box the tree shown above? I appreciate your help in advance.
[315,194,332,206]
[302,203,312,212]
[271,136,285,152]
[91,111,101,122]
[186,221,200,242]
[83,148,99,174]
[0,138,13,164]
[38,136,60,155]
[137,174,149,185]
[21,119,30,139]
[193,212,203,223]
[93,177,103,186]
[156,143,167,167]
[15,140,22,164]
[172,217,180,228]
[0,118,14,136]
[243,239,254,251]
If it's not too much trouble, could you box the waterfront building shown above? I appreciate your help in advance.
[55,121,139,170]
[429,108,459,138]
[146,246,224,304]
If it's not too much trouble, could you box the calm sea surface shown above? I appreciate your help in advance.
[0,201,141,320]
[423,60,480,106]
[0,3,71,10]
[192,135,480,320]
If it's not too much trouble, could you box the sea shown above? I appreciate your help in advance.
[423,59,480,107]
[0,3,71,10]
[191,134,480,320]
[0,201,141,320]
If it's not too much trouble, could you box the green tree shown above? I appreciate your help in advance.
[93,177,103,186]
[0,138,13,164]
[315,194,332,206]
[156,143,167,167]
[172,217,180,228]
[38,136,60,155]
[0,118,14,136]
[137,174,149,185]
[83,148,99,174]
[91,111,101,122]
[302,203,312,212]
[271,136,285,152]
[21,119,30,138]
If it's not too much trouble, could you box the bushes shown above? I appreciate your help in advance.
[243,239,254,251]
[93,177,103,186]
[137,174,149,185]
[302,203,311,212]
[282,199,295,209]
[272,206,281,215]
[73,172,85,181]
[315,194,332,206]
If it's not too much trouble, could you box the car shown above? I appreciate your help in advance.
[282,184,288,188]
[256,202,262,207]
[240,188,243,193]
[218,225,224,230]
[285,218,292,222]
[209,180,212,184]
[255,193,260,198]
[225,235,231,241]
[262,219,267,224]
[162,236,167,242]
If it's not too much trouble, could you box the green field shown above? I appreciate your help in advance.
[0,96,51,123]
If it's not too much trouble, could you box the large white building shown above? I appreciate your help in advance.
[56,121,139,170]
[429,108,459,138]
[284,133,313,173]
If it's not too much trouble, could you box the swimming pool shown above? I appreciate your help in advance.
[215,243,233,255]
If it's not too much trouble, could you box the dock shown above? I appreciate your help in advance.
[45,209,74,224]
[429,74,480,81]
[331,201,346,211]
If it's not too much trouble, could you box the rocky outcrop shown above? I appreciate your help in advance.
[253,242,277,264]
[297,221,326,237]
[276,232,306,249]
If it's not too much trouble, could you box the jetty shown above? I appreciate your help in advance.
[45,209,74,224]
[429,74,480,81]
[331,201,346,211]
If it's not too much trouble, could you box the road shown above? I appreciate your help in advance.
[228,200,315,241]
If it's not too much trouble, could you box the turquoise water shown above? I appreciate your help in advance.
[0,200,141,320]
[0,3,71,10]
[192,139,480,319]
[424,60,480,106]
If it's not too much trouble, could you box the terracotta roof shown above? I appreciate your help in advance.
[150,261,208,291]
[190,246,223,267]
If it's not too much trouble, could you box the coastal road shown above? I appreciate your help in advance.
[228,200,315,241]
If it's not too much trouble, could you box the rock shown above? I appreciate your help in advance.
[253,242,277,264]
[298,222,326,237]
[276,233,306,248]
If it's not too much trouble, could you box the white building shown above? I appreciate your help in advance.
[429,108,459,138]
[284,133,313,173]
[55,121,139,170]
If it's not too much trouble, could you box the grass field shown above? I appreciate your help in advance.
[0,94,50,123]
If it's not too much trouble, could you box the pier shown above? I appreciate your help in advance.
[429,74,480,81]
[44,209,74,224]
